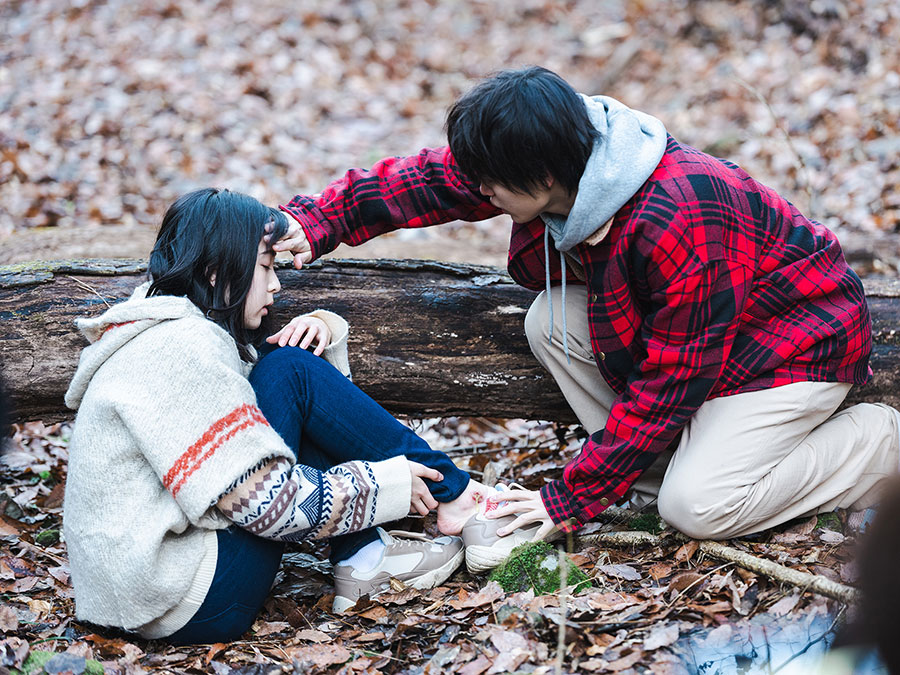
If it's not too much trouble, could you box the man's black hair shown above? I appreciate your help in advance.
[446,66,599,196]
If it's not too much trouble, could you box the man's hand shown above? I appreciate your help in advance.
[266,316,332,355]
[486,488,557,541]
[271,220,313,269]
[408,461,443,516]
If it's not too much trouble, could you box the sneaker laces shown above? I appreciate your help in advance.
[381,528,449,550]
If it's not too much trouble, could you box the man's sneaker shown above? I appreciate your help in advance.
[332,528,464,613]
[461,484,558,574]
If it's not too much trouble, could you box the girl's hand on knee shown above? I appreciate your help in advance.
[408,461,443,516]
[266,316,332,355]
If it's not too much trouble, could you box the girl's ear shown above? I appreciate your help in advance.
[209,271,217,287]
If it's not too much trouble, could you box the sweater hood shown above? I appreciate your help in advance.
[543,94,667,252]
[65,283,203,410]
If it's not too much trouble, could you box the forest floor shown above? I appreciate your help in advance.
[2,0,899,672]
[1,419,863,674]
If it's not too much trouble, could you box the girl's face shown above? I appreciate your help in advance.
[243,239,281,330]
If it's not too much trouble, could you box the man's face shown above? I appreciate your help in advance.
[479,181,553,223]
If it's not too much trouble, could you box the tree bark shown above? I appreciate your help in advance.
[0,258,569,423]
[2,259,899,424]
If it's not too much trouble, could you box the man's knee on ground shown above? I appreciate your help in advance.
[657,481,733,540]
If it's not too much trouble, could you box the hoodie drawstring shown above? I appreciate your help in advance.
[544,227,571,365]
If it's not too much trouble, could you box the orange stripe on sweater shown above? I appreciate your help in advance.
[164,404,269,496]
[102,321,137,335]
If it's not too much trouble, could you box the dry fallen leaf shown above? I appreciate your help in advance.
[294,629,331,643]
[285,644,352,669]
[596,563,642,581]
[643,622,680,651]
[769,592,802,617]
[0,606,19,633]
[674,540,699,564]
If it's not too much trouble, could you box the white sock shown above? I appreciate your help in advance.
[339,539,386,573]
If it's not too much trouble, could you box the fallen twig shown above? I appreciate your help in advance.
[575,530,858,605]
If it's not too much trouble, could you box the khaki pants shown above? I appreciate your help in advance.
[525,285,898,539]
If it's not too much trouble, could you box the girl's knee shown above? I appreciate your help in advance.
[255,345,318,374]
[250,345,321,395]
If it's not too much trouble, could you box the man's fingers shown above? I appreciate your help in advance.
[489,490,532,503]
[497,514,535,537]
[536,521,557,541]
[486,503,523,519]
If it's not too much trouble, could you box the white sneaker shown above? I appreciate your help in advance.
[332,528,464,613]
[460,484,559,574]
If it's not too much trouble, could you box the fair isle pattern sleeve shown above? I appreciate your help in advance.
[217,454,412,541]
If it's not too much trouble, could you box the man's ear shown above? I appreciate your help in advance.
[543,175,555,189]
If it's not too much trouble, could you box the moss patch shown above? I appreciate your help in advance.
[16,650,105,675]
[817,512,843,531]
[489,541,591,595]
[627,512,666,534]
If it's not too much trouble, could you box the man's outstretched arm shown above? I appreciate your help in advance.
[275,146,500,268]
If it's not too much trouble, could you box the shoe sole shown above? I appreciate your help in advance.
[465,530,564,574]
[465,543,518,574]
[332,547,466,613]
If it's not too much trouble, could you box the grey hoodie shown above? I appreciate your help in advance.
[539,95,667,360]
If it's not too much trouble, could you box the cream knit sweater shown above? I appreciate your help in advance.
[63,283,412,635]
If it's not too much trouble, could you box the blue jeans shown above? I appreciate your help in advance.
[168,346,469,644]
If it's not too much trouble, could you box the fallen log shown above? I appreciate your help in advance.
[1,259,899,424]
[0,258,566,423]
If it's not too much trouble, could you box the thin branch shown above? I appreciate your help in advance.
[729,74,819,217]
[576,530,858,605]
[65,275,112,308]
[555,544,569,675]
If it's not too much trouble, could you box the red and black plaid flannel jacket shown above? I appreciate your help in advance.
[281,137,872,530]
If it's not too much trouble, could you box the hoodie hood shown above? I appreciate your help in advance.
[540,95,666,364]
[542,94,667,252]
[65,283,203,410]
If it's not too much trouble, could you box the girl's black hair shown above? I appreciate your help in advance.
[446,66,599,197]
[148,188,289,360]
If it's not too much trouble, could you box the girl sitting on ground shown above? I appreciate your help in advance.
[63,188,485,644]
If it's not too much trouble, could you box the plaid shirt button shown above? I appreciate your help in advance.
[599,497,609,506]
